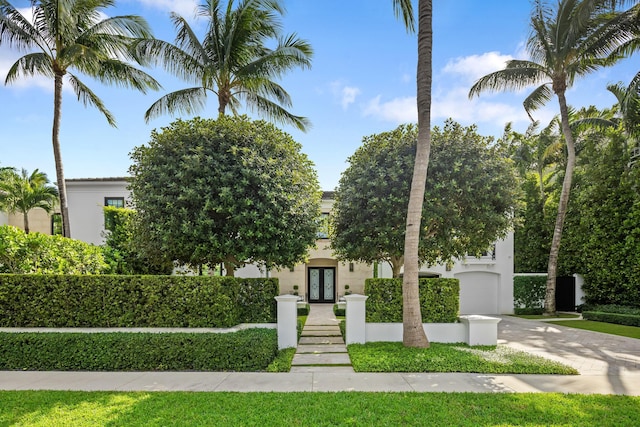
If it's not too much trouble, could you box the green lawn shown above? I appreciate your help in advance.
[547,320,640,339]
[348,342,578,374]
[1,391,639,426]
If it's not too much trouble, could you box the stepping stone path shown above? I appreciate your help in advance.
[290,304,354,373]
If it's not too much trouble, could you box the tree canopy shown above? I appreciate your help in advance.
[331,120,518,278]
[129,115,321,276]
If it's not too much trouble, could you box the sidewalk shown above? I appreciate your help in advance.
[1,308,639,395]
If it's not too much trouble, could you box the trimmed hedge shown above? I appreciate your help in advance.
[582,310,640,327]
[297,303,310,316]
[333,304,345,317]
[0,275,278,327]
[0,329,277,371]
[513,275,546,314]
[364,278,459,323]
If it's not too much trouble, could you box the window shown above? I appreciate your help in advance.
[104,197,125,208]
[316,212,330,239]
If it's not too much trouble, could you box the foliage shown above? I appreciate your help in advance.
[0,275,278,327]
[513,275,547,314]
[364,278,459,323]
[0,0,160,237]
[102,206,173,275]
[265,347,297,372]
[1,392,640,427]
[132,0,312,130]
[582,311,640,327]
[347,342,578,374]
[129,116,321,276]
[331,121,517,276]
[0,329,277,371]
[297,303,310,316]
[0,226,107,274]
[333,304,345,317]
[0,168,58,233]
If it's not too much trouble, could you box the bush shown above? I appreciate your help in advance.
[582,311,640,327]
[0,225,107,274]
[513,275,546,312]
[364,278,459,323]
[333,304,345,317]
[0,275,278,327]
[0,329,278,371]
[297,303,310,316]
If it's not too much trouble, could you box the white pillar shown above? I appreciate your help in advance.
[344,294,368,344]
[460,315,501,346]
[275,295,298,349]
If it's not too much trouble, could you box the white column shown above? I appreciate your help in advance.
[460,315,501,346]
[275,295,299,349]
[344,294,368,344]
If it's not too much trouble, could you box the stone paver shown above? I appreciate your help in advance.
[292,353,352,365]
[299,336,345,345]
[295,344,348,354]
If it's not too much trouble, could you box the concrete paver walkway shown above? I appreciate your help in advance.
[1,312,639,394]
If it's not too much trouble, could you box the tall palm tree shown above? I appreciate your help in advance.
[469,0,640,314]
[0,168,58,233]
[132,0,313,131]
[392,0,431,347]
[0,0,160,238]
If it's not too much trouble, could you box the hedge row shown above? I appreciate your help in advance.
[364,278,459,323]
[0,275,278,327]
[513,275,546,314]
[582,311,640,327]
[0,329,277,371]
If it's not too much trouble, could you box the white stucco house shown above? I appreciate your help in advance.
[61,177,516,314]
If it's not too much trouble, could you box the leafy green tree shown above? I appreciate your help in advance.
[0,168,58,234]
[102,206,173,275]
[469,0,640,314]
[129,115,321,276]
[0,0,160,237]
[132,0,312,130]
[331,120,518,279]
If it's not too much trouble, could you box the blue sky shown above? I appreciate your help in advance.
[1,0,638,190]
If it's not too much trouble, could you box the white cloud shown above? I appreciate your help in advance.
[443,51,514,83]
[330,81,361,110]
[363,95,417,123]
[135,0,199,17]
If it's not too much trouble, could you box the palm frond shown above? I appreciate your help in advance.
[393,0,415,33]
[67,73,116,126]
[92,58,161,93]
[4,52,54,84]
[131,38,204,84]
[245,92,310,131]
[144,87,210,123]
[469,61,548,98]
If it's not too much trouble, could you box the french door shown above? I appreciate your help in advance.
[308,267,335,303]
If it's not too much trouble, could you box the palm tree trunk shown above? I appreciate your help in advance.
[23,211,30,234]
[402,0,432,348]
[52,73,71,238]
[544,90,576,315]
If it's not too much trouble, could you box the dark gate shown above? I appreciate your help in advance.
[555,276,576,311]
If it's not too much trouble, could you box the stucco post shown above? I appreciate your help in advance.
[460,315,501,346]
[275,295,299,349]
[344,294,368,344]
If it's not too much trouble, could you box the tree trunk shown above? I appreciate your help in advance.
[390,255,404,278]
[223,261,235,277]
[52,72,71,238]
[402,0,432,348]
[544,90,576,316]
[23,211,30,234]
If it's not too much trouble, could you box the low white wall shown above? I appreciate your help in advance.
[365,323,467,343]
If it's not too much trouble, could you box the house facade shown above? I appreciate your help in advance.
[62,177,515,314]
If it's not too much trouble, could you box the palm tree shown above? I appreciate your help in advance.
[0,168,58,233]
[392,0,432,347]
[0,0,160,238]
[132,0,313,131]
[469,0,640,315]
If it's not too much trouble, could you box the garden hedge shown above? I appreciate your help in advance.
[0,275,278,327]
[0,329,277,371]
[364,278,459,323]
[513,275,546,315]
[582,306,640,327]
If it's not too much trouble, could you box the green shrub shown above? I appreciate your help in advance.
[0,329,277,371]
[333,304,345,317]
[582,311,640,327]
[297,303,310,316]
[0,225,107,274]
[589,304,640,316]
[513,275,546,311]
[0,275,278,327]
[364,278,459,323]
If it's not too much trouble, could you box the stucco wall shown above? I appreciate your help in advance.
[66,178,130,245]
[7,208,53,234]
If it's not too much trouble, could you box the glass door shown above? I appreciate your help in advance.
[308,267,336,303]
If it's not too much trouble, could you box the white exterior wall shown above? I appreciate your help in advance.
[66,178,130,245]
[379,233,515,315]
[0,211,8,226]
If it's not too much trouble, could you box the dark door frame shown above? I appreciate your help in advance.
[307,266,336,303]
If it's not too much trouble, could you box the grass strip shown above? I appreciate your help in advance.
[1,391,639,426]
[348,342,578,374]
[547,320,640,339]
[512,313,580,319]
